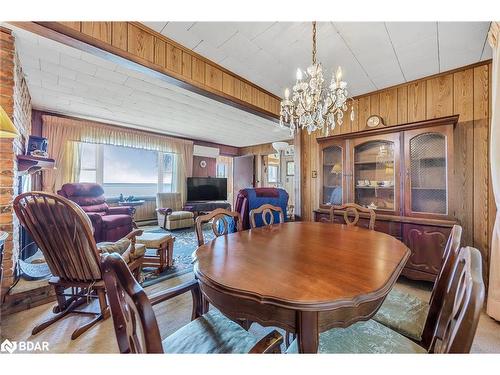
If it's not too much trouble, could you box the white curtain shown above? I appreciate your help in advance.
[174,143,193,205]
[487,22,500,321]
[41,115,194,196]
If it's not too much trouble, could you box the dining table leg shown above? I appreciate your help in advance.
[297,310,319,353]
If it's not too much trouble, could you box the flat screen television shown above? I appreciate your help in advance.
[187,177,227,201]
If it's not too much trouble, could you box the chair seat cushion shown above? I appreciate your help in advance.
[168,211,194,221]
[373,288,429,341]
[97,238,131,255]
[97,240,145,263]
[162,309,258,354]
[101,214,132,228]
[136,232,172,248]
[286,319,427,354]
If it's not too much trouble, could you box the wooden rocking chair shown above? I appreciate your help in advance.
[13,191,144,340]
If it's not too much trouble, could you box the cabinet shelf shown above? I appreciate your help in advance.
[355,186,394,189]
[354,160,394,165]
[411,187,446,190]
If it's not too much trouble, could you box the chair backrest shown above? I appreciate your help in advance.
[421,224,462,348]
[102,253,163,353]
[57,183,109,213]
[429,246,485,353]
[249,204,284,229]
[235,188,289,230]
[195,208,243,246]
[13,191,102,282]
[329,203,376,230]
[156,192,182,212]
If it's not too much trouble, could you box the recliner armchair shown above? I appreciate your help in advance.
[156,192,194,230]
[58,183,135,242]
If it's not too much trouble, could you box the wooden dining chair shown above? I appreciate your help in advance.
[195,208,243,247]
[102,252,283,353]
[373,224,462,348]
[286,246,484,353]
[326,203,376,230]
[249,204,285,229]
[13,191,144,340]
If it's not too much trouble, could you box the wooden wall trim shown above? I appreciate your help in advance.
[11,21,281,122]
[352,60,492,101]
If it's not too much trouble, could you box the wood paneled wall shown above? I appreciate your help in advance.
[192,156,217,177]
[299,61,494,279]
[30,22,281,119]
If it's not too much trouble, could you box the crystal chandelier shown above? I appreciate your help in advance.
[279,22,354,137]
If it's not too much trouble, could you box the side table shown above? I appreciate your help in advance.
[136,232,174,273]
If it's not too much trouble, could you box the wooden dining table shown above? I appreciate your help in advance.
[193,221,410,353]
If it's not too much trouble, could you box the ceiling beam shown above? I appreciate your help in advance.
[10,21,281,123]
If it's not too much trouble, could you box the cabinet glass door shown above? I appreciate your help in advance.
[322,145,343,205]
[353,140,396,212]
[409,133,447,215]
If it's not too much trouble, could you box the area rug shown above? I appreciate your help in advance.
[141,225,215,287]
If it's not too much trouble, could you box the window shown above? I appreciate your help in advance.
[216,163,227,178]
[79,142,99,183]
[268,165,279,183]
[78,142,176,197]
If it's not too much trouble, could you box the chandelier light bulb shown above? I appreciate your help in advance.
[284,88,290,99]
[336,66,343,83]
[350,107,355,121]
[296,68,303,81]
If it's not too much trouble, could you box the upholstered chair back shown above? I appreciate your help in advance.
[156,193,183,212]
[58,182,109,213]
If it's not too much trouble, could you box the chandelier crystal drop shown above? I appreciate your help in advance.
[279,22,355,137]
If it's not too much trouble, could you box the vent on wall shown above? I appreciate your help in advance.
[193,145,220,158]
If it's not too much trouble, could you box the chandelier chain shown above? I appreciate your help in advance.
[312,21,317,65]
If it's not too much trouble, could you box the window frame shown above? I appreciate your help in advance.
[78,142,176,197]
[267,164,279,183]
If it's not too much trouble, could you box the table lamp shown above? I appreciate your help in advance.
[0,104,19,138]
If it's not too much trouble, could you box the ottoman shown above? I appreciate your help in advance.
[136,232,175,273]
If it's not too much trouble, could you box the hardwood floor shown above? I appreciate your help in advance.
[1,273,499,353]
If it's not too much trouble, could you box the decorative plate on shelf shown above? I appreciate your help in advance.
[366,115,385,128]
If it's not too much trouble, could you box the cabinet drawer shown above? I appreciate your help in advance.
[402,223,451,277]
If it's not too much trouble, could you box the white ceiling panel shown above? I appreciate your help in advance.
[159,22,201,49]
[385,22,439,81]
[10,25,289,147]
[189,22,239,48]
[438,22,491,71]
[333,22,405,89]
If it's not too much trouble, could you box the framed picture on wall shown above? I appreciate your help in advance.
[286,161,295,176]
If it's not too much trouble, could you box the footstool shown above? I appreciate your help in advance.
[136,232,175,273]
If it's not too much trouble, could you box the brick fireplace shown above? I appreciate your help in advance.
[0,26,32,300]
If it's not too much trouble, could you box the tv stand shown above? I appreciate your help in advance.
[184,201,231,216]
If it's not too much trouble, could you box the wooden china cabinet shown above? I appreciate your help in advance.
[314,115,458,282]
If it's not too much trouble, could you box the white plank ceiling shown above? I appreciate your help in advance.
[142,22,492,97]
[8,26,290,147]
